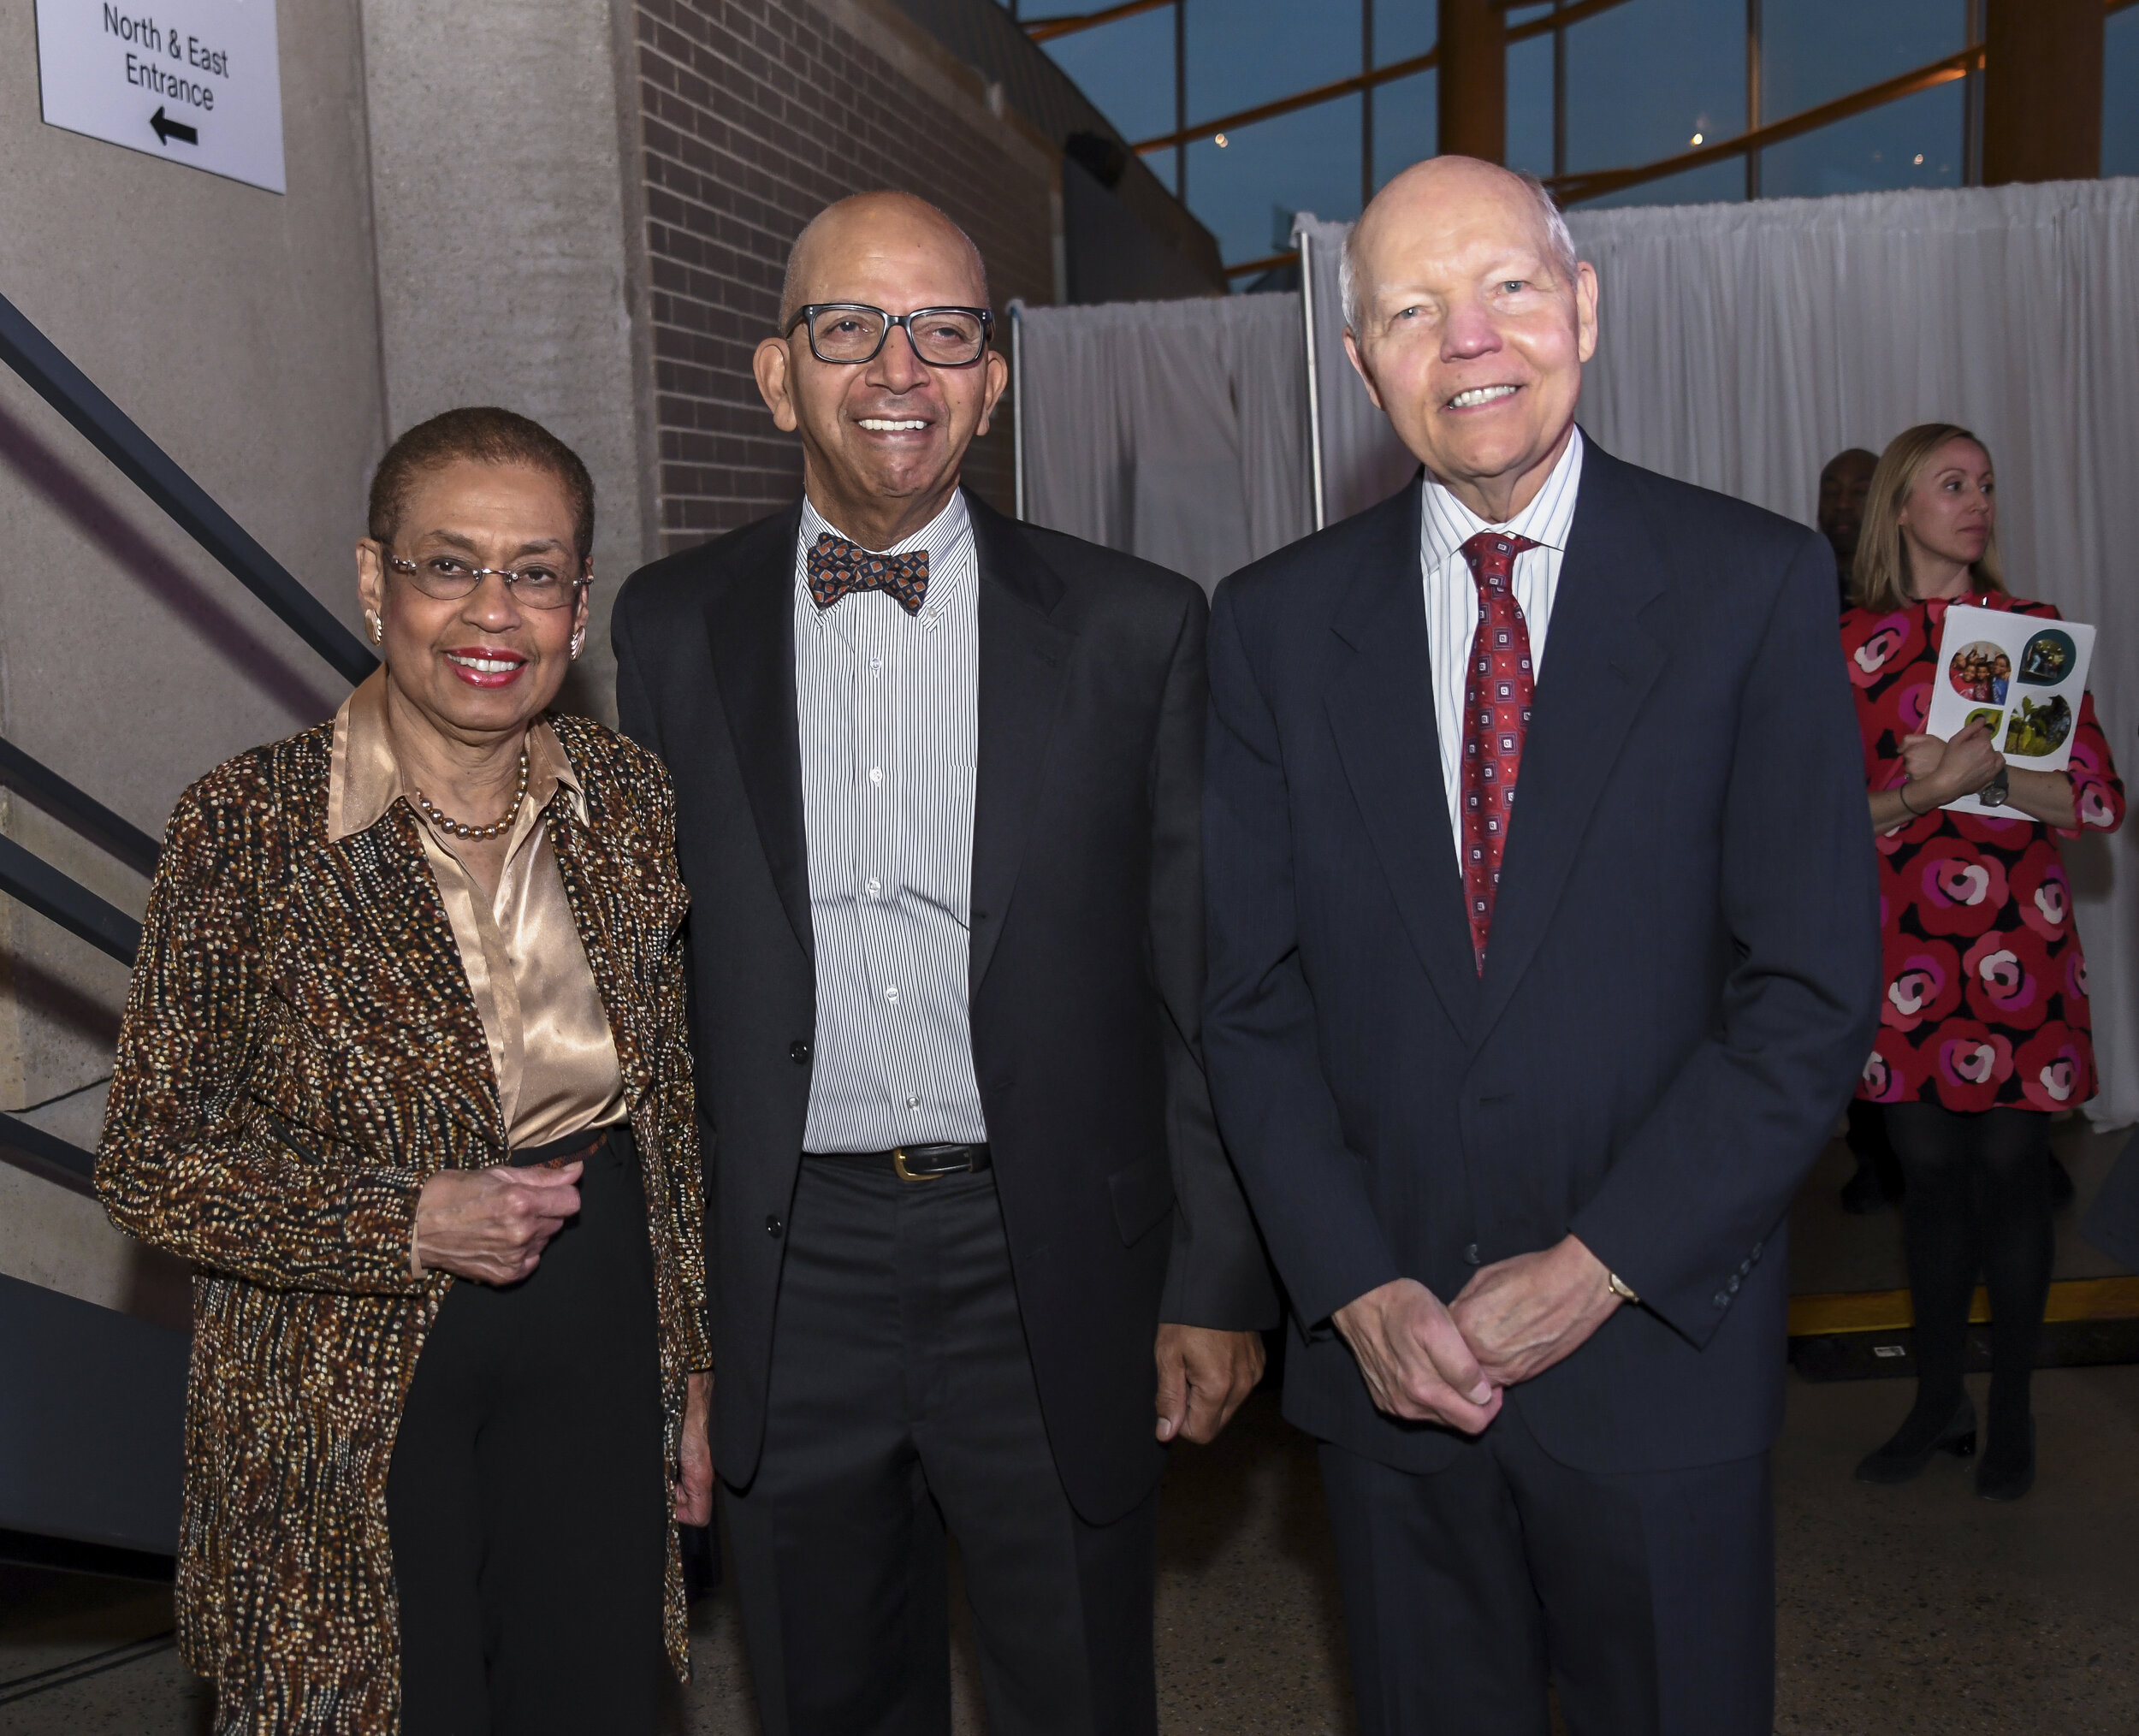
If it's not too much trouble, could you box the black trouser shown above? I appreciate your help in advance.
[1319,1401,1773,1736]
[723,1156,1159,1736]
[1887,1103,2055,1424]
[388,1124,669,1736]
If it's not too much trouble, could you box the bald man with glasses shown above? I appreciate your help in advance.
[612,192,1274,1736]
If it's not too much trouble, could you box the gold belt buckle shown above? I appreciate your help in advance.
[892,1146,945,1182]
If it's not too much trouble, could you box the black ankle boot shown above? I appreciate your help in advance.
[1977,1402,2037,1502]
[1855,1393,1976,1484]
[1840,1152,1900,1214]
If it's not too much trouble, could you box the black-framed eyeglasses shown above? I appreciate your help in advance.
[787,304,993,368]
[386,553,589,611]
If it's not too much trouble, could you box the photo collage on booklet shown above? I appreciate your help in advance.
[1923,604,2095,816]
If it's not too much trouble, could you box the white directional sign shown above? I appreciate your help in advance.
[36,0,286,194]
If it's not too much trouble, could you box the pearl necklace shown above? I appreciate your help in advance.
[414,750,529,841]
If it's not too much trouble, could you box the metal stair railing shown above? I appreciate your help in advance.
[0,287,375,1195]
[0,292,377,686]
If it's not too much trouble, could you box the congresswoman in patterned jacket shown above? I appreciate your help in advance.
[97,407,710,1735]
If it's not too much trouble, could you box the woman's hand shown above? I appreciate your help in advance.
[675,1371,714,1526]
[411,1162,582,1283]
[1899,720,2003,806]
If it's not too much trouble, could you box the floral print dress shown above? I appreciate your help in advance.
[1842,594,2124,1113]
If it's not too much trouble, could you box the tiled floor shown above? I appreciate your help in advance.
[9,1366,2139,1734]
[9,1129,2138,1733]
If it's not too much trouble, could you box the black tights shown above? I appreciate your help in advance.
[1886,1104,2053,1429]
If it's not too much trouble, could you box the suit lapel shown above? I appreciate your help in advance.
[704,504,813,961]
[1323,480,1484,1036]
[1472,445,1668,1039]
[967,495,1073,994]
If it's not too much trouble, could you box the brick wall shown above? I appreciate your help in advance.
[634,0,1058,550]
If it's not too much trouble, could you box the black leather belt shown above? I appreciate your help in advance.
[810,1142,992,1182]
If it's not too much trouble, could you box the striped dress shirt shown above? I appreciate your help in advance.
[1419,425,1585,874]
[793,489,988,1152]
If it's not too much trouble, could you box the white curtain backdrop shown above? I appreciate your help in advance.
[1013,293,1311,594]
[1295,214,1419,525]
[1300,179,2139,1129]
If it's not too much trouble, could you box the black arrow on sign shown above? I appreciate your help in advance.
[150,107,198,146]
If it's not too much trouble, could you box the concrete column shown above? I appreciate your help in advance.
[361,0,661,726]
[1438,0,1508,164]
[1982,0,2104,185]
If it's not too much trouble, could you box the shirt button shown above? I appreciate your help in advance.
[866,877,881,898]
[906,1094,920,1110]
[765,1214,784,1238]
[884,985,899,1003]
[789,1040,811,1065]
[870,656,883,671]
[868,767,884,786]
[1463,1243,1482,1266]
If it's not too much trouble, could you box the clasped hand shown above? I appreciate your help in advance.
[1331,1235,1621,1434]
[1900,719,2002,807]
[412,1161,584,1284]
[410,1168,716,1526]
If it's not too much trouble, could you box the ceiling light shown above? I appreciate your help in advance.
[1914,152,1924,165]
[1690,132,1703,145]
[1215,133,1228,147]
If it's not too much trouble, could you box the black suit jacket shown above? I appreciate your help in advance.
[613,489,1277,1524]
[1202,440,1881,1478]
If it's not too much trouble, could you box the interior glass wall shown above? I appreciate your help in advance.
[1019,0,2132,278]
[2106,6,2139,180]
[1187,97,1366,266]
[1034,2,1178,155]
[1565,0,1745,180]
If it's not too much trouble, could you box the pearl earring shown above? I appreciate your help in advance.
[365,609,383,645]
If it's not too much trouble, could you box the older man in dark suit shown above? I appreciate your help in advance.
[1201,156,1881,1734]
[612,192,1273,1736]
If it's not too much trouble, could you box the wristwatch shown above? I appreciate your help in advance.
[1979,767,2011,809]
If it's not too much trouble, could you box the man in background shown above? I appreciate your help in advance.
[1819,446,1877,606]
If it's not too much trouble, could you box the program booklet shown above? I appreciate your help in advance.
[1921,602,2096,817]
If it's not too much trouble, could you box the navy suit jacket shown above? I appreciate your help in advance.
[1202,439,1881,1477]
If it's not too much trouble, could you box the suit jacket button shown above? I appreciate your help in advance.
[789,1040,811,1065]
[765,1214,784,1238]
[1463,1243,1482,1265]
[1714,1291,1730,1309]
[1727,1274,1741,1294]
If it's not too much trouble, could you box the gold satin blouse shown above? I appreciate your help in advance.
[328,671,628,1149]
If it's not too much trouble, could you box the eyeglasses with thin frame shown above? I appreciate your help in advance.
[787,304,993,368]
[385,551,589,611]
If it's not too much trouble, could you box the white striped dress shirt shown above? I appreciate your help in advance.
[794,489,988,1152]
[1419,427,1585,874]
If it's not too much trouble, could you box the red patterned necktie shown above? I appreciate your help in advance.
[1458,530,1539,974]
[806,532,929,614]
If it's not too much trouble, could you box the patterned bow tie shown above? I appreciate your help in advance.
[806,532,929,615]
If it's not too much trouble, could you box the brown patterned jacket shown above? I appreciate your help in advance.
[97,712,707,1734]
